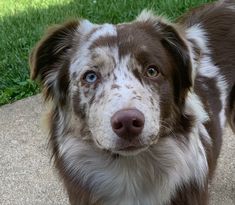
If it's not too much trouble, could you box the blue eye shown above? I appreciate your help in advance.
[84,71,98,84]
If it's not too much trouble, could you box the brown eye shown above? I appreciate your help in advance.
[145,65,159,78]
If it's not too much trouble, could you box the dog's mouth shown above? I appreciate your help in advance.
[113,145,149,156]
[95,135,158,156]
[119,145,144,151]
[111,139,150,156]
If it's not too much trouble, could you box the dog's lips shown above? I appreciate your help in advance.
[112,139,149,155]
[117,144,146,151]
[113,145,148,156]
[116,137,146,150]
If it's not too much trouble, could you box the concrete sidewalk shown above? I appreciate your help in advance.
[0,95,234,205]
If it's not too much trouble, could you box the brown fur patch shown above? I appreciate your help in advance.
[29,20,79,103]
[89,35,117,50]
[111,84,120,89]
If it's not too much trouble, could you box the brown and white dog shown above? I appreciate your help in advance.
[30,0,235,204]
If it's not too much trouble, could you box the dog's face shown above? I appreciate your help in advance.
[30,12,192,156]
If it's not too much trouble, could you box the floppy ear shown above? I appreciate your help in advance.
[29,21,80,105]
[161,24,192,106]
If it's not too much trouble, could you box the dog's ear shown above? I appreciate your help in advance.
[161,24,192,106]
[29,21,80,105]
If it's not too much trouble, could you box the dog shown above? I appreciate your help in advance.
[30,0,235,204]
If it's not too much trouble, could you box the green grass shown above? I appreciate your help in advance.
[0,0,214,106]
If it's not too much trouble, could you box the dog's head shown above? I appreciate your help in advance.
[30,11,193,156]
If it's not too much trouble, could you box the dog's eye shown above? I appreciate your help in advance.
[83,71,98,84]
[145,65,159,78]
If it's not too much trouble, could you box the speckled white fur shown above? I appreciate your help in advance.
[88,54,160,151]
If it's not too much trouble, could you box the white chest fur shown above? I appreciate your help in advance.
[60,122,209,205]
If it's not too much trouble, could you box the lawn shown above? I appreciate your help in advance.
[0,0,214,105]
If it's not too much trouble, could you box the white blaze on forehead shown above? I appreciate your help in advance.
[78,20,117,38]
[89,23,117,42]
[70,22,117,76]
[79,19,96,35]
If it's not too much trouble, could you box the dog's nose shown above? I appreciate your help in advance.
[111,109,145,140]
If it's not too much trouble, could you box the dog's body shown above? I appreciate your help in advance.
[30,1,235,205]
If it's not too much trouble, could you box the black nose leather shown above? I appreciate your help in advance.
[111,109,145,140]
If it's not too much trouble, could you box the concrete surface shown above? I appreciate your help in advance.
[0,95,234,205]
